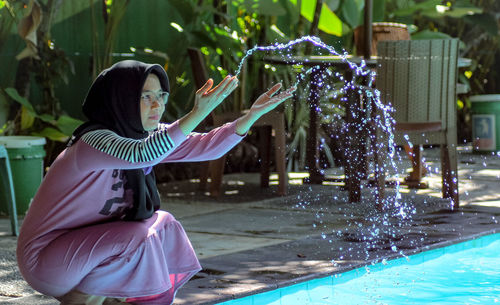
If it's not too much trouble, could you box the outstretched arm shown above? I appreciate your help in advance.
[235,83,296,136]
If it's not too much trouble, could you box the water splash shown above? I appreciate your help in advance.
[234,35,407,208]
[231,35,427,264]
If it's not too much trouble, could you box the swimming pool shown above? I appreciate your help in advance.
[217,232,500,305]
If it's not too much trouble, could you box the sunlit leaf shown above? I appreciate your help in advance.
[170,22,184,32]
[20,106,35,130]
[200,47,210,55]
[293,0,343,36]
[213,27,230,38]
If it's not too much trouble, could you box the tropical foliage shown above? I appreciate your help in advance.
[0,0,83,166]
[2,87,82,142]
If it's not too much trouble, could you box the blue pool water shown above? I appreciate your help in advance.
[218,233,500,305]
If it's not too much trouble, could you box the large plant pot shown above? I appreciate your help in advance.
[0,136,46,215]
[354,22,410,56]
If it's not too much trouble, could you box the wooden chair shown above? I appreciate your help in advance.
[187,48,288,197]
[376,39,460,208]
[0,145,19,236]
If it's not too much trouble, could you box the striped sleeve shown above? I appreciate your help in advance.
[80,129,175,163]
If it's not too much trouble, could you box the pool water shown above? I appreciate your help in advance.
[218,233,500,305]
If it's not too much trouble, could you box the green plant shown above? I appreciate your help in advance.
[0,87,83,141]
[199,0,344,171]
[1,0,85,165]
[0,0,22,125]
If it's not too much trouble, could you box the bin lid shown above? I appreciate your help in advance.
[0,136,46,148]
[470,94,500,103]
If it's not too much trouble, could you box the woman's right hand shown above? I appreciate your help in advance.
[178,75,238,135]
[193,75,239,118]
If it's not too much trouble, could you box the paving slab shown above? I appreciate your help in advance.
[187,232,291,259]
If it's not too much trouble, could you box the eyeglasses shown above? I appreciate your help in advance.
[140,90,169,106]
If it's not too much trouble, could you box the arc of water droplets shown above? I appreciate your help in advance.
[231,36,442,267]
[234,35,411,217]
[234,35,371,79]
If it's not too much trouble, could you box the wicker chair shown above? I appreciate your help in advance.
[376,39,460,208]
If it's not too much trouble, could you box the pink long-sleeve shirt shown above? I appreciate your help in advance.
[17,120,244,298]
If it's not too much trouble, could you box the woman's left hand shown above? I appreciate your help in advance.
[247,83,296,119]
[235,83,296,135]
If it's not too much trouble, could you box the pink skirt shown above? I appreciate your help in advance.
[19,211,201,303]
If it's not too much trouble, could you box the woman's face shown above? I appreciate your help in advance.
[140,73,166,131]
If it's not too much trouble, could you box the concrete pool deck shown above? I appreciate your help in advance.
[1,146,499,304]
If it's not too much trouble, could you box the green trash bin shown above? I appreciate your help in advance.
[0,136,46,215]
[470,94,500,153]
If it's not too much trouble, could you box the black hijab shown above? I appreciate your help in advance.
[69,60,170,220]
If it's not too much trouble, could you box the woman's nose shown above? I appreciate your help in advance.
[151,99,162,108]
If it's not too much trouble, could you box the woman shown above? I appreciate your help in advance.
[16,60,295,305]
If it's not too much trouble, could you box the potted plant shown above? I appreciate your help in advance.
[0,87,82,216]
[0,0,82,215]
